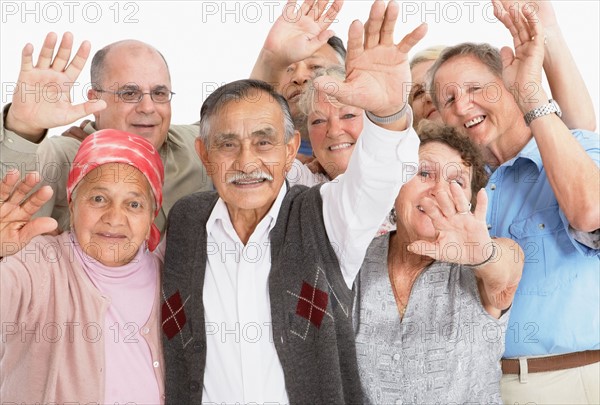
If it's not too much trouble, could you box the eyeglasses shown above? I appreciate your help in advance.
[94,88,175,103]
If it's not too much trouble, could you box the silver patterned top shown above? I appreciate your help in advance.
[353,234,508,404]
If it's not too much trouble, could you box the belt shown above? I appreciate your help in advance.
[502,350,600,374]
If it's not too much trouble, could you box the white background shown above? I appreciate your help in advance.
[1,0,598,134]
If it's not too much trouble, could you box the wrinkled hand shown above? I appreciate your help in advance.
[6,32,106,138]
[0,170,57,257]
[408,182,494,265]
[61,119,92,142]
[261,0,343,69]
[314,0,427,118]
[493,0,546,110]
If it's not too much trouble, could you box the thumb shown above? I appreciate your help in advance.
[20,217,59,243]
[499,46,515,70]
[64,100,106,127]
[315,29,335,46]
[407,240,441,261]
[473,189,488,222]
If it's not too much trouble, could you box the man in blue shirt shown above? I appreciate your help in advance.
[427,4,599,405]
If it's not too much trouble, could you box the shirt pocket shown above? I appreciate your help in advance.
[508,206,568,295]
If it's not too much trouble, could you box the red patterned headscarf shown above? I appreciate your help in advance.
[67,129,165,251]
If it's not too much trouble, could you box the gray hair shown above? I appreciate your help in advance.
[327,35,347,64]
[297,65,347,117]
[409,45,447,69]
[198,80,295,147]
[427,42,503,110]
[294,65,347,139]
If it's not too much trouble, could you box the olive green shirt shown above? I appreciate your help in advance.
[0,104,44,178]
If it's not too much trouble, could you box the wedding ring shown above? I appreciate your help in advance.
[458,203,472,215]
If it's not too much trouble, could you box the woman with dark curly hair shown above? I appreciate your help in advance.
[353,120,524,404]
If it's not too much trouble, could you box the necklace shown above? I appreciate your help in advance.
[389,268,409,320]
[398,301,407,319]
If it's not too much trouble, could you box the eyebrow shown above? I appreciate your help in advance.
[86,186,149,199]
[251,127,277,139]
[214,127,278,142]
[213,133,239,144]
[119,84,170,91]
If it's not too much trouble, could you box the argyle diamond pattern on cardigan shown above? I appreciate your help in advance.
[162,290,187,340]
[295,281,329,329]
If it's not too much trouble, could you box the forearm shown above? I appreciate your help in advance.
[530,113,600,231]
[322,112,420,288]
[543,27,596,131]
[249,48,287,86]
[474,237,523,312]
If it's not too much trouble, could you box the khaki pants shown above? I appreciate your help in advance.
[501,361,600,405]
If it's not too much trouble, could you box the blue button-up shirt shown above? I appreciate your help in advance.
[485,129,600,358]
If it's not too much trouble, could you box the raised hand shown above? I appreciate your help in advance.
[407,182,494,266]
[314,1,427,122]
[255,0,343,72]
[492,0,546,110]
[6,32,106,139]
[0,170,57,257]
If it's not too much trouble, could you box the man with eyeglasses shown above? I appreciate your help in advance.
[1,33,212,235]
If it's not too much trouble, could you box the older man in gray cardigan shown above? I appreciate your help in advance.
[160,1,426,404]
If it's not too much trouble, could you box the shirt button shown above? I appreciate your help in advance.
[487,224,492,230]
[153,361,159,368]
[142,327,150,335]
[538,223,545,230]
[490,184,496,190]
[7,138,13,143]
[393,353,400,361]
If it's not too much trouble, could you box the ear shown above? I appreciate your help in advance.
[68,201,76,231]
[195,138,214,175]
[88,88,98,101]
[285,130,301,170]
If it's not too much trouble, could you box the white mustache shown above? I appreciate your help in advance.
[226,171,274,184]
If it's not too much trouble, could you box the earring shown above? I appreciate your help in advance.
[389,208,397,225]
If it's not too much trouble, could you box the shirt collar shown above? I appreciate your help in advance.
[206,181,289,239]
[500,137,543,172]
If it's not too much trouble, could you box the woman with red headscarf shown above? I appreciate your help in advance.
[0,129,166,404]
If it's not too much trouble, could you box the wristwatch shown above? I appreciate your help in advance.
[524,99,562,126]
[366,103,408,124]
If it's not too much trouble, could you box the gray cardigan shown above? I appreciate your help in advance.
[161,184,363,404]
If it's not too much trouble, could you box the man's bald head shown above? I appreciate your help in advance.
[90,40,171,87]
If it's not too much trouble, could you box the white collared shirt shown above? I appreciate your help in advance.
[202,113,420,404]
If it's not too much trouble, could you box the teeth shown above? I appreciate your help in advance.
[234,179,264,185]
[329,143,352,151]
[465,116,484,128]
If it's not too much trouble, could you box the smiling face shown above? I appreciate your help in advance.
[410,59,441,126]
[70,162,154,267]
[307,92,364,179]
[395,142,473,242]
[432,55,520,155]
[196,89,299,221]
[89,42,172,150]
[278,44,342,119]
